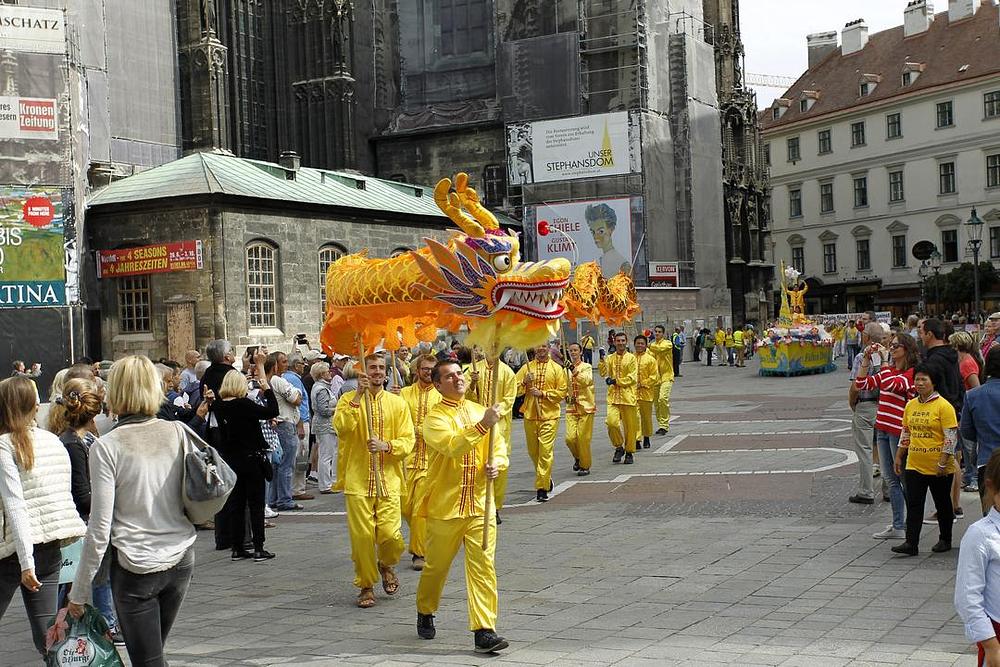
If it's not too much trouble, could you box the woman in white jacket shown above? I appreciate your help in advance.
[0,375,86,655]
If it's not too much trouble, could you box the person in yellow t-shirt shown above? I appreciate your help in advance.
[465,349,517,522]
[564,342,595,475]
[333,354,415,608]
[399,353,443,571]
[713,327,726,367]
[733,328,745,368]
[634,334,659,450]
[891,366,959,557]
[648,325,674,435]
[415,359,509,654]
[724,328,735,366]
[515,343,567,502]
[599,331,639,464]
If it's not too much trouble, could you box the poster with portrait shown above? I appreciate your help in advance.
[529,197,634,279]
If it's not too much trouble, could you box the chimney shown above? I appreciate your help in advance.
[904,0,935,37]
[948,0,980,22]
[841,19,869,56]
[278,150,301,180]
[806,31,838,69]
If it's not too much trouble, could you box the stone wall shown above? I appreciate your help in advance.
[373,126,506,191]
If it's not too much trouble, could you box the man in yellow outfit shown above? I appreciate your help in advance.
[466,348,517,522]
[416,359,509,654]
[515,343,567,502]
[649,325,674,435]
[333,354,415,609]
[599,331,639,464]
[564,342,595,475]
[634,334,659,450]
[400,353,443,571]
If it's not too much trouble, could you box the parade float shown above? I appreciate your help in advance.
[758,263,837,377]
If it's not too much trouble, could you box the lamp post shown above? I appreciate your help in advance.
[967,207,985,325]
[918,260,929,315]
[929,249,942,316]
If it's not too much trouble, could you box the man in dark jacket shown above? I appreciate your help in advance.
[919,317,965,413]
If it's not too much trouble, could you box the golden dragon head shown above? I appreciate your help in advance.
[414,173,571,349]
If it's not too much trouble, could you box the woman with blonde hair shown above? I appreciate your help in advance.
[0,376,86,655]
[67,355,202,666]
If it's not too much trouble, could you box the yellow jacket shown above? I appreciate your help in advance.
[465,360,517,415]
[636,352,659,402]
[333,389,415,497]
[421,397,510,520]
[725,333,735,347]
[567,361,595,415]
[715,329,726,346]
[515,358,567,421]
[648,338,674,383]
[599,351,638,406]
[399,382,443,472]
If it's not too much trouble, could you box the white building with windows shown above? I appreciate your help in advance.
[761,0,1000,316]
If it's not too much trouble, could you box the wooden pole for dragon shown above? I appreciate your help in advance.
[481,338,501,550]
[356,336,386,498]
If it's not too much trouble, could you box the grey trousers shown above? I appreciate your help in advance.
[852,400,877,498]
[0,540,61,655]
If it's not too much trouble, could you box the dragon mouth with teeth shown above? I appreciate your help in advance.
[492,274,568,319]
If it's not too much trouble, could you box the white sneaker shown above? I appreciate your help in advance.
[264,506,279,519]
[872,525,905,539]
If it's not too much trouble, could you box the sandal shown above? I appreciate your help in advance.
[357,587,376,608]
[379,563,400,596]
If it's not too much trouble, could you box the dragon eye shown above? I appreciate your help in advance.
[492,254,512,272]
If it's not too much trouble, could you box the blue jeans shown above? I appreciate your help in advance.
[876,430,905,530]
[962,434,978,487]
[267,421,298,510]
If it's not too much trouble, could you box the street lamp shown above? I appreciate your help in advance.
[967,207,985,324]
[929,249,942,315]
[918,260,929,315]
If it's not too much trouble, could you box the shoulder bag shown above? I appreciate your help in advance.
[173,421,237,524]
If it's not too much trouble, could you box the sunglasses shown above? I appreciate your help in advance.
[888,343,901,350]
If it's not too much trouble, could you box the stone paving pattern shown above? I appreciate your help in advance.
[2,356,978,665]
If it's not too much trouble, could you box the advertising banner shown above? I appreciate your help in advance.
[0,187,68,307]
[648,261,679,287]
[0,97,58,141]
[97,241,204,278]
[507,111,642,185]
[530,197,634,279]
[0,6,65,54]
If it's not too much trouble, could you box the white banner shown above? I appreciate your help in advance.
[0,97,58,141]
[648,261,679,287]
[0,7,64,54]
[533,198,634,279]
[507,112,641,185]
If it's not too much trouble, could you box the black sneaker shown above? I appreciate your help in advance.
[848,494,874,505]
[643,437,651,449]
[417,613,436,639]
[634,441,642,452]
[612,446,624,463]
[931,540,952,553]
[496,510,502,525]
[623,452,634,465]
[891,542,918,556]
[573,458,580,471]
[577,468,590,476]
[536,489,548,502]
[655,428,668,435]
[474,629,509,653]
[231,550,253,561]
[253,550,276,562]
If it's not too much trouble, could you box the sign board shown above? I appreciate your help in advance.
[506,111,642,185]
[0,97,58,141]
[530,198,634,279]
[0,6,65,54]
[0,187,68,307]
[648,261,679,287]
[97,241,204,278]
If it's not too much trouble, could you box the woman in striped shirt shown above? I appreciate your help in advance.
[855,333,920,540]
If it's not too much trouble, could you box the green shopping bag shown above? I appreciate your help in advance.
[44,604,124,667]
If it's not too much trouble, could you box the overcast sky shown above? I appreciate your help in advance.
[741,0,914,107]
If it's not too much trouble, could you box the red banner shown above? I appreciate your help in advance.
[97,240,203,278]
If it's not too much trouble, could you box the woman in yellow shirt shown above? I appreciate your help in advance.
[564,343,595,475]
[892,365,958,557]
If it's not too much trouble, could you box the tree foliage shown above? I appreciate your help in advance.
[925,261,998,311]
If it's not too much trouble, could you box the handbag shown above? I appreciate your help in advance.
[254,449,274,481]
[44,605,124,666]
[174,422,237,525]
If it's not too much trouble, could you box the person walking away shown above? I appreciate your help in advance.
[962,347,1000,516]
[855,334,919,538]
[649,325,674,434]
[848,322,885,505]
[401,354,443,569]
[310,361,341,494]
[67,356,200,665]
[415,360,508,653]
[846,321,862,371]
[599,332,640,465]
[671,327,685,376]
[564,343,595,476]
[580,332,595,365]
[891,364,958,556]
[333,354,414,608]
[634,335,658,450]
[733,327,746,367]
[724,328,735,367]
[514,344,566,502]
[953,331,985,493]
[0,376,86,656]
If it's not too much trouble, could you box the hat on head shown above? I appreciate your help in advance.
[304,349,325,361]
[989,312,1000,321]
[332,353,350,361]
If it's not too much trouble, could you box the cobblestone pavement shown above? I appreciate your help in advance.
[2,355,978,666]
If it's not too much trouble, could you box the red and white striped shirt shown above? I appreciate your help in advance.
[855,366,915,436]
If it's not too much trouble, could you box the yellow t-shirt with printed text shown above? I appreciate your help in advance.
[903,395,958,475]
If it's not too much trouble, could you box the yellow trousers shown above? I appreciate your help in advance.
[524,419,557,491]
[401,470,428,557]
[565,412,594,470]
[638,400,654,438]
[656,380,673,430]
[607,404,639,453]
[416,514,498,631]
[493,418,512,510]
[344,494,404,589]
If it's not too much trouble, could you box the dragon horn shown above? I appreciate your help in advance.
[454,172,498,232]
[434,176,485,238]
